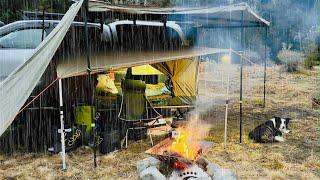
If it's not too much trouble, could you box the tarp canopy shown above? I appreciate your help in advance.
[56,47,228,78]
[88,1,270,27]
[0,0,83,136]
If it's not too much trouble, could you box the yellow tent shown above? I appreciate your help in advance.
[132,65,163,75]
[152,58,199,106]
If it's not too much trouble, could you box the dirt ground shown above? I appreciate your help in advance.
[0,65,319,179]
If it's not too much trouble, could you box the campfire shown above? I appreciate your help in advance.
[138,117,236,179]
[146,127,212,161]
[143,126,214,179]
[170,127,201,161]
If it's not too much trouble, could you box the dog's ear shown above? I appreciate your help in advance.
[285,118,291,126]
[274,117,281,128]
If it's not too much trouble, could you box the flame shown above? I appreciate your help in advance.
[170,127,199,160]
[170,114,211,160]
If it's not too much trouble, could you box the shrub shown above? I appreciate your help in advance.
[277,48,305,72]
[304,42,320,69]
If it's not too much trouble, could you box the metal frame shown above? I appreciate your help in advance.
[87,0,270,151]
[84,0,98,168]
[198,15,268,144]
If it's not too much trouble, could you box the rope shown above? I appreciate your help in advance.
[16,77,59,116]
[230,49,256,65]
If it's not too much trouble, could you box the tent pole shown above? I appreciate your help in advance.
[239,12,244,143]
[84,0,97,167]
[224,51,231,148]
[58,78,67,170]
[239,55,243,143]
[263,26,268,108]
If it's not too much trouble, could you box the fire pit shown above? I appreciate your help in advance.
[144,137,213,179]
[145,138,213,162]
[138,131,237,180]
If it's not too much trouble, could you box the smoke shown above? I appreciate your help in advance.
[185,112,212,141]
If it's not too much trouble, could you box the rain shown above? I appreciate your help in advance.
[0,0,319,179]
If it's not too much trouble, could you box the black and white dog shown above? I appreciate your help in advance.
[249,117,291,143]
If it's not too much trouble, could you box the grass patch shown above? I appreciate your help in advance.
[263,159,285,170]
[1,65,319,179]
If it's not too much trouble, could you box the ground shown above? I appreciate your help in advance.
[0,65,319,179]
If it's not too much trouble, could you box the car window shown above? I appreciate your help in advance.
[55,25,111,60]
[116,25,183,51]
[0,29,46,49]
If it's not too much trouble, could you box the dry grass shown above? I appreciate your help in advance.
[202,66,320,179]
[0,65,319,179]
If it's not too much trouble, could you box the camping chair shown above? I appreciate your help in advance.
[118,79,162,148]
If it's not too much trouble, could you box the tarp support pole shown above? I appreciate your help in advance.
[263,26,268,108]
[58,78,67,170]
[239,11,244,143]
[84,0,97,168]
[239,56,243,143]
[224,51,231,148]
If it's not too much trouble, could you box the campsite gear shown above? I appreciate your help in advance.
[108,72,115,80]
[96,74,119,94]
[48,126,81,154]
[75,106,96,133]
[118,79,161,148]
[127,126,148,140]
[99,130,121,154]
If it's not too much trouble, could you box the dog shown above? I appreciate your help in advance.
[249,117,291,143]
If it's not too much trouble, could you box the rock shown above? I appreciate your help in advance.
[206,163,221,177]
[212,168,237,180]
[139,166,166,180]
[137,157,161,174]
[202,158,237,180]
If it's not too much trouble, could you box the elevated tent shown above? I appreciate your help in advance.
[0,0,83,136]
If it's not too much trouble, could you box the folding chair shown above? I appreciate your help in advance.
[118,79,161,148]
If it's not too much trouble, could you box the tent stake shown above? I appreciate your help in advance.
[58,79,67,170]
